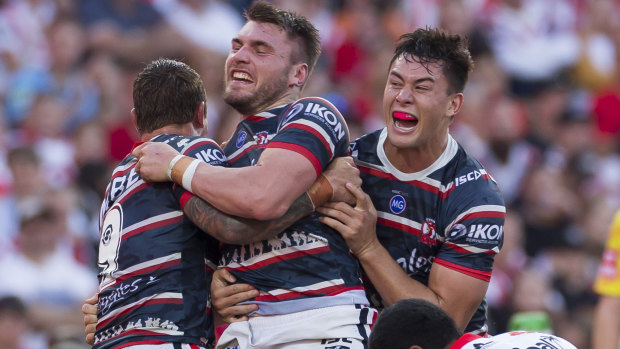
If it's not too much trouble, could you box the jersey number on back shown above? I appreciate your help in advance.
[98,203,123,290]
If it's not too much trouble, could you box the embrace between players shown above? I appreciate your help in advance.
[83,2,506,349]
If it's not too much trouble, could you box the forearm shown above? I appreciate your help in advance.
[358,244,440,307]
[593,296,620,349]
[184,192,315,245]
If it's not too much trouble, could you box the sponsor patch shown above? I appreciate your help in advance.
[235,131,247,148]
[389,194,406,214]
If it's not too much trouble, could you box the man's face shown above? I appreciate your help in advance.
[224,20,296,116]
[382,54,456,152]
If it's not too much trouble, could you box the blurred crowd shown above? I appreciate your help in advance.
[0,0,618,348]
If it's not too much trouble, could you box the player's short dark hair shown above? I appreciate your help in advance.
[133,59,206,134]
[245,1,321,79]
[390,28,473,94]
[369,298,462,349]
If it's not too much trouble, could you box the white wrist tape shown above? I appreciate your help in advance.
[182,159,201,193]
[167,154,184,181]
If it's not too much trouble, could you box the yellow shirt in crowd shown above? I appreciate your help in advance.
[595,210,620,297]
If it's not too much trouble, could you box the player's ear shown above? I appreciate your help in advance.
[447,92,464,120]
[130,108,140,134]
[193,101,207,130]
[290,62,308,88]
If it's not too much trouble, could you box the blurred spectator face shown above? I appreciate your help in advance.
[48,19,86,70]
[7,148,47,198]
[382,55,454,151]
[223,21,297,116]
[19,206,61,259]
[21,94,68,138]
[0,300,28,349]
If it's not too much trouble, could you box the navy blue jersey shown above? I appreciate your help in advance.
[220,97,368,314]
[95,134,227,349]
[351,129,505,334]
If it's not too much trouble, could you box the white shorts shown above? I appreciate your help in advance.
[216,305,376,349]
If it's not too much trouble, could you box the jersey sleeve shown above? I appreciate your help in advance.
[168,136,228,204]
[594,210,620,296]
[269,97,350,177]
[435,173,506,282]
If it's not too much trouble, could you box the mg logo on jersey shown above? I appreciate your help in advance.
[389,195,406,214]
[235,131,247,148]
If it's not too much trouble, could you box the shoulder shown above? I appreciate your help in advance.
[159,135,226,166]
[279,96,350,143]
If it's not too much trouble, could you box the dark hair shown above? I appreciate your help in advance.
[390,28,473,94]
[245,1,321,78]
[7,146,40,167]
[0,296,27,317]
[133,59,206,134]
[369,298,462,349]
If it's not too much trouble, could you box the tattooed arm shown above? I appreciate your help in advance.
[183,192,315,245]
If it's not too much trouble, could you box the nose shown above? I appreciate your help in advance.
[395,86,413,105]
[229,45,251,64]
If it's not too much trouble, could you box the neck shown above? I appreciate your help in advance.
[241,90,300,118]
[383,133,449,173]
[140,124,197,141]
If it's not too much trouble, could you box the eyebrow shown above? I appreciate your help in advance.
[389,71,435,84]
[232,37,274,51]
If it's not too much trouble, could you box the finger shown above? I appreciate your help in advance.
[317,205,356,222]
[132,143,147,158]
[84,293,98,304]
[318,215,353,236]
[85,333,94,346]
[219,304,259,318]
[82,303,97,315]
[85,323,96,335]
[214,285,258,304]
[218,268,237,283]
[346,183,369,210]
[84,314,98,325]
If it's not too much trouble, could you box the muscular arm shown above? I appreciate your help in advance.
[592,295,620,349]
[318,184,487,331]
[183,190,315,245]
[356,245,488,331]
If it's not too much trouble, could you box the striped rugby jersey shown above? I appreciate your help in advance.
[220,97,369,315]
[351,128,505,334]
[95,134,226,349]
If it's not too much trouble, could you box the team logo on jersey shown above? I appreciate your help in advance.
[282,102,303,126]
[448,223,468,239]
[389,194,406,214]
[235,131,247,148]
[254,131,270,147]
[421,218,439,246]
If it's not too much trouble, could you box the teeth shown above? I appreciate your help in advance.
[394,120,416,131]
[232,72,252,81]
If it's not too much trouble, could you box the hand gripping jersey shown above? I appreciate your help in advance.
[594,209,620,297]
[220,97,369,315]
[95,134,227,349]
[351,129,505,334]
[450,332,578,349]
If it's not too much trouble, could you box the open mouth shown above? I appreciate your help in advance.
[231,70,254,83]
[393,111,418,131]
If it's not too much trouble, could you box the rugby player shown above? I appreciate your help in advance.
[369,298,577,349]
[131,2,374,348]
[318,28,506,334]
[90,58,357,349]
